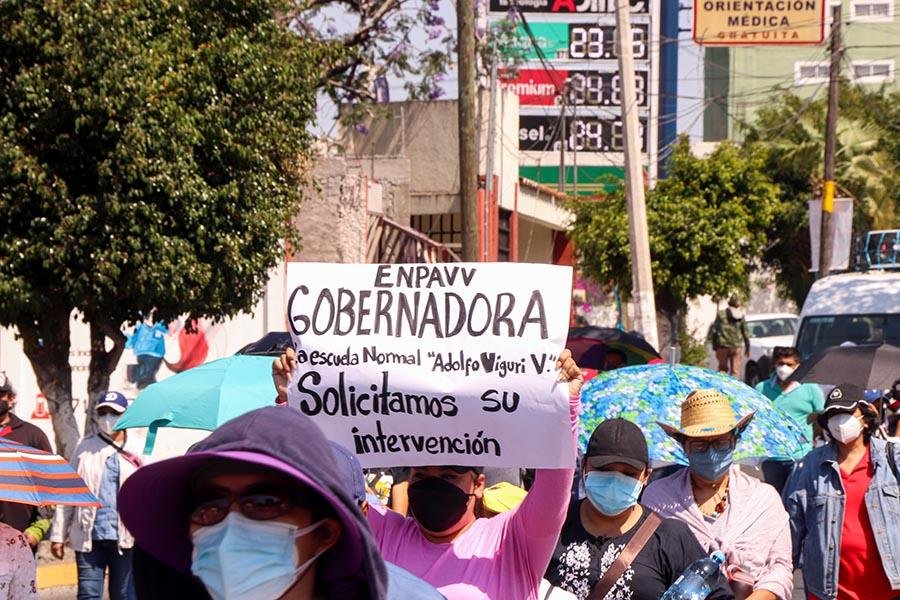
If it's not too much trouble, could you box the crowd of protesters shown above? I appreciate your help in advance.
[0,339,897,600]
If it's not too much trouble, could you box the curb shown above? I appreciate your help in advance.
[37,562,77,589]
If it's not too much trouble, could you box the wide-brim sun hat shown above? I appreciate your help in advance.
[118,406,386,599]
[658,389,754,439]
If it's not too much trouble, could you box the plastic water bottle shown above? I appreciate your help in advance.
[659,551,726,600]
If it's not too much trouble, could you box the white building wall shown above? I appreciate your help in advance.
[0,263,287,454]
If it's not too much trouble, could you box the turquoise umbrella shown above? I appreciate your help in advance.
[115,355,276,453]
[579,364,810,465]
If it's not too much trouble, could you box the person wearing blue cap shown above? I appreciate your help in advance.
[50,391,141,600]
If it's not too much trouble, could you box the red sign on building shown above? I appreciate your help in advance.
[500,69,568,106]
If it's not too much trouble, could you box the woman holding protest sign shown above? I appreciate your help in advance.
[273,347,582,600]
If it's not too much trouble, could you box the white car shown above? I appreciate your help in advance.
[795,271,900,359]
[707,312,798,385]
[743,313,798,386]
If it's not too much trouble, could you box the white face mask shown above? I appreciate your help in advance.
[775,365,796,382]
[828,413,864,444]
[96,413,119,436]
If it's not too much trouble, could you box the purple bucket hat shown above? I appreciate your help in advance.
[118,405,387,600]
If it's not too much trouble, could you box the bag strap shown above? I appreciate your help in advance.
[98,432,143,469]
[588,511,662,600]
[887,442,899,484]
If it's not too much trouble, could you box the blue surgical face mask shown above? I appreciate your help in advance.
[191,511,325,600]
[687,446,734,482]
[583,471,643,517]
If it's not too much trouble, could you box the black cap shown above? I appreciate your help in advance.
[823,383,870,415]
[585,418,649,470]
[447,466,484,475]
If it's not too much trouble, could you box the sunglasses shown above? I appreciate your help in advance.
[189,485,302,527]
[684,436,736,454]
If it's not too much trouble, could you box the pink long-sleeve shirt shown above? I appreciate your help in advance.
[367,396,579,600]
[642,465,794,600]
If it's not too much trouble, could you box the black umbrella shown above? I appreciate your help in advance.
[236,331,293,356]
[567,326,661,369]
[791,342,900,389]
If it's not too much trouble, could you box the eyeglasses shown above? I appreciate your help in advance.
[189,486,300,526]
[684,436,736,454]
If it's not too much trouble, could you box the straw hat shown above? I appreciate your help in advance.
[658,389,754,439]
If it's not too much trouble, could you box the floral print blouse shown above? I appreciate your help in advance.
[0,522,37,599]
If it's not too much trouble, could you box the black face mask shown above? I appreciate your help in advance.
[0,400,10,417]
[408,476,474,533]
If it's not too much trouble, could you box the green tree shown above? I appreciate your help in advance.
[568,137,780,345]
[0,0,342,456]
[743,85,899,307]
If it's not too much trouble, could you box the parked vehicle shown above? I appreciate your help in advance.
[743,313,798,385]
[795,271,900,360]
[706,313,798,386]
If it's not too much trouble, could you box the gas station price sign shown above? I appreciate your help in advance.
[567,23,648,60]
[515,22,650,62]
[518,113,649,153]
[567,70,648,107]
[501,68,648,108]
[489,0,647,14]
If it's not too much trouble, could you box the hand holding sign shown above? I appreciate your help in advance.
[556,349,584,398]
[284,262,575,468]
[273,347,298,404]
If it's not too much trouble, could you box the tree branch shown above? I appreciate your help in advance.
[85,316,128,434]
[341,0,405,48]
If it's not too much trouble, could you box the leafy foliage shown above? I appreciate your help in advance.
[678,328,709,367]
[568,137,780,330]
[488,12,532,80]
[0,0,339,454]
[742,84,899,307]
[290,0,457,126]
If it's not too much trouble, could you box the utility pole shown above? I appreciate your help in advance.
[571,80,578,196]
[615,0,659,350]
[819,3,842,278]
[558,96,567,193]
[484,61,499,261]
[459,0,479,261]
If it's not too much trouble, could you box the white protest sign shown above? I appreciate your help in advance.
[285,262,574,468]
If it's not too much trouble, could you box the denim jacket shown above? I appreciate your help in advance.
[783,437,900,600]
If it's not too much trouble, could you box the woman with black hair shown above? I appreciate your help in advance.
[783,383,900,600]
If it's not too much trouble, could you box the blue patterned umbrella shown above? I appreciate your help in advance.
[579,364,809,465]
